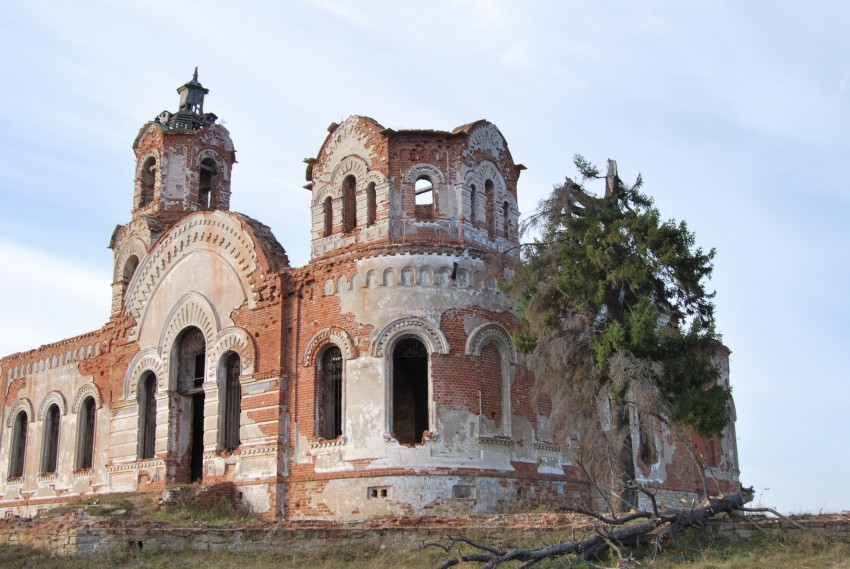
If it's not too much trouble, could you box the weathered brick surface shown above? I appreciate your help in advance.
[0,513,845,557]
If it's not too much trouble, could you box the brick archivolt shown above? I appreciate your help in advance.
[71,384,102,413]
[195,149,230,181]
[37,391,68,420]
[113,237,148,284]
[372,318,449,357]
[330,156,369,193]
[471,160,513,204]
[133,145,161,199]
[124,348,166,400]
[209,327,256,379]
[403,163,447,185]
[159,292,219,390]
[303,327,356,367]
[465,322,517,364]
[125,212,261,326]
[6,399,34,427]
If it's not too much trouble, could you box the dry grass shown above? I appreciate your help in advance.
[0,531,848,569]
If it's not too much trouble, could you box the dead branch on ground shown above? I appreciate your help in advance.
[425,489,754,568]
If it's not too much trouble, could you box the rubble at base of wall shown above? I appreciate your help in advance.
[0,512,846,557]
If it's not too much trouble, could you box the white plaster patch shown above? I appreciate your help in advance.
[238,484,271,514]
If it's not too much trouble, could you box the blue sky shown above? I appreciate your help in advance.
[1,1,848,514]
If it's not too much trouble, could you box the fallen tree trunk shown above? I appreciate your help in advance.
[427,489,754,568]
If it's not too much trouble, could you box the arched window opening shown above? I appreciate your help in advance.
[41,404,60,475]
[485,179,495,236]
[222,352,241,451]
[319,346,343,439]
[502,200,511,237]
[366,182,377,226]
[414,176,434,220]
[76,397,96,470]
[392,338,429,445]
[138,372,157,460]
[8,411,28,478]
[177,327,206,393]
[199,158,218,209]
[469,184,478,224]
[479,343,504,434]
[123,255,139,289]
[342,175,357,233]
[323,196,333,237]
[140,157,156,208]
[176,326,206,482]
[414,176,434,206]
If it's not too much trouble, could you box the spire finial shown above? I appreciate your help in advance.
[192,67,199,82]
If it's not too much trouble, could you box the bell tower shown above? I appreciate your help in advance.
[110,71,237,316]
[130,69,236,222]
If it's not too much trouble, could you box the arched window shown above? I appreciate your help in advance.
[415,176,434,220]
[502,200,511,237]
[319,346,343,439]
[199,158,218,209]
[222,352,241,450]
[392,338,429,445]
[366,182,377,226]
[123,255,139,290]
[415,176,433,205]
[484,179,495,236]
[76,397,96,470]
[479,343,504,434]
[323,196,333,237]
[140,157,156,208]
[470,184,478,225]
[40,404,60,475]
[175,326,206,482]
[8,411,28,478]
[177,327,206,393]
[342,175,357,232]
[138,372,157,459]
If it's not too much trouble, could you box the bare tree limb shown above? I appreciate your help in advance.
[429,490,754,568]
[737,507,812,533]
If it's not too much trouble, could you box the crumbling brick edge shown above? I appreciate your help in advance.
[0,513,846,556]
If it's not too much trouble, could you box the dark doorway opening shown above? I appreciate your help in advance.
[175,326,206,484]
[392,338,429,445]
[191,392,205,482]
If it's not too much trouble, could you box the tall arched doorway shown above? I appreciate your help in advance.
[392,338,429,445]
[174,326,206,482]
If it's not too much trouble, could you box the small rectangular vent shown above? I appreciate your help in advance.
[368,486,390,500]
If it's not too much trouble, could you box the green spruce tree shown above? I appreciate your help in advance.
[508,155,729,512]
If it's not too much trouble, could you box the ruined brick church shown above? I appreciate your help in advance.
[0,73,739,518]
